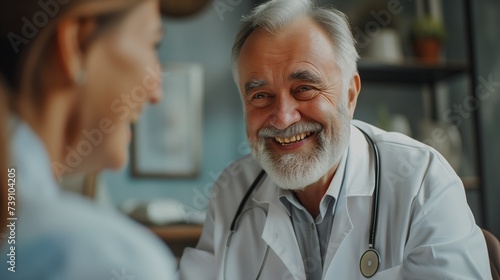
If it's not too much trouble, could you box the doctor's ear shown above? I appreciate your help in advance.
[347,73,361,119]
[54,17,96,86]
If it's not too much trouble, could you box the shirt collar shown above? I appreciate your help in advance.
[279,147,349,221]
[10,118,60,201]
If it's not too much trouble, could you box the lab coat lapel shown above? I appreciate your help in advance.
[322,193,353,274]
[253,180,306,280]
[344,123,376,196]
[262,202,306,280]
[323,125,375,278]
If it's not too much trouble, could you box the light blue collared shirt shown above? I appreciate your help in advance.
[0,120,177,279]
[279,149,348,280]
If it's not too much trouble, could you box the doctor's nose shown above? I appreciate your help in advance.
[269,95,301,130]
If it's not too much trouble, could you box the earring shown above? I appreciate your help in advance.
[74,70,87,86]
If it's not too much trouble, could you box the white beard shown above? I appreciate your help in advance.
[249,103,351,191]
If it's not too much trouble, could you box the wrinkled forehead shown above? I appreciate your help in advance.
[239,17,335,58]
[237,17,338,85]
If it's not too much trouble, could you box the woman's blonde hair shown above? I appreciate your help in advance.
[0,0,145,110]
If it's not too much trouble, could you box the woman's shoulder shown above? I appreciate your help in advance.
[2,192,177,279]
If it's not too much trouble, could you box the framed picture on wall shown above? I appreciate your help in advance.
[131,63,204,178]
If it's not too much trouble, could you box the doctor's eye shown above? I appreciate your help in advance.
[293,85,319,101]
[248,92,274,108]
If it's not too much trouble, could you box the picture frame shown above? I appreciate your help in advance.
[131,63,204,178]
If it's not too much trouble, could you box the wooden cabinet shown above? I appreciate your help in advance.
[148,225,203,259]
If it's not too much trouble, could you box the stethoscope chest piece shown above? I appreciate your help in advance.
[360,249,380,278]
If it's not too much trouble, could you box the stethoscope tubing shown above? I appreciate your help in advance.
[229,169,266,232]
[225,205,270,280]
[358,128,381,249]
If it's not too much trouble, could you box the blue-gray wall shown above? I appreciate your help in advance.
[103,0,499,236]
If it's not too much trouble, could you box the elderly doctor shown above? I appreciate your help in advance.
[179,0,492,279]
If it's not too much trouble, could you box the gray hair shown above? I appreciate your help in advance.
[231,0,359,92]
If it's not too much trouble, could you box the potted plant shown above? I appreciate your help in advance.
[410,16,446,64]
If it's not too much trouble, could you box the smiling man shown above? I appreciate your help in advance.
[178,0,491,279]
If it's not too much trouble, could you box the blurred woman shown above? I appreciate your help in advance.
[0,0,176,278]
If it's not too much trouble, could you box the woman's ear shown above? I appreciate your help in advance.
[347,72,361,119]
[54,18,96,86]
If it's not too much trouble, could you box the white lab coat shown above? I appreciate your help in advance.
[179,120,492,280]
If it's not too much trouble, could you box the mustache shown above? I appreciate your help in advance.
[258,122,322,138]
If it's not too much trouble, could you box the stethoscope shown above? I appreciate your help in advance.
[224,127,381,279]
